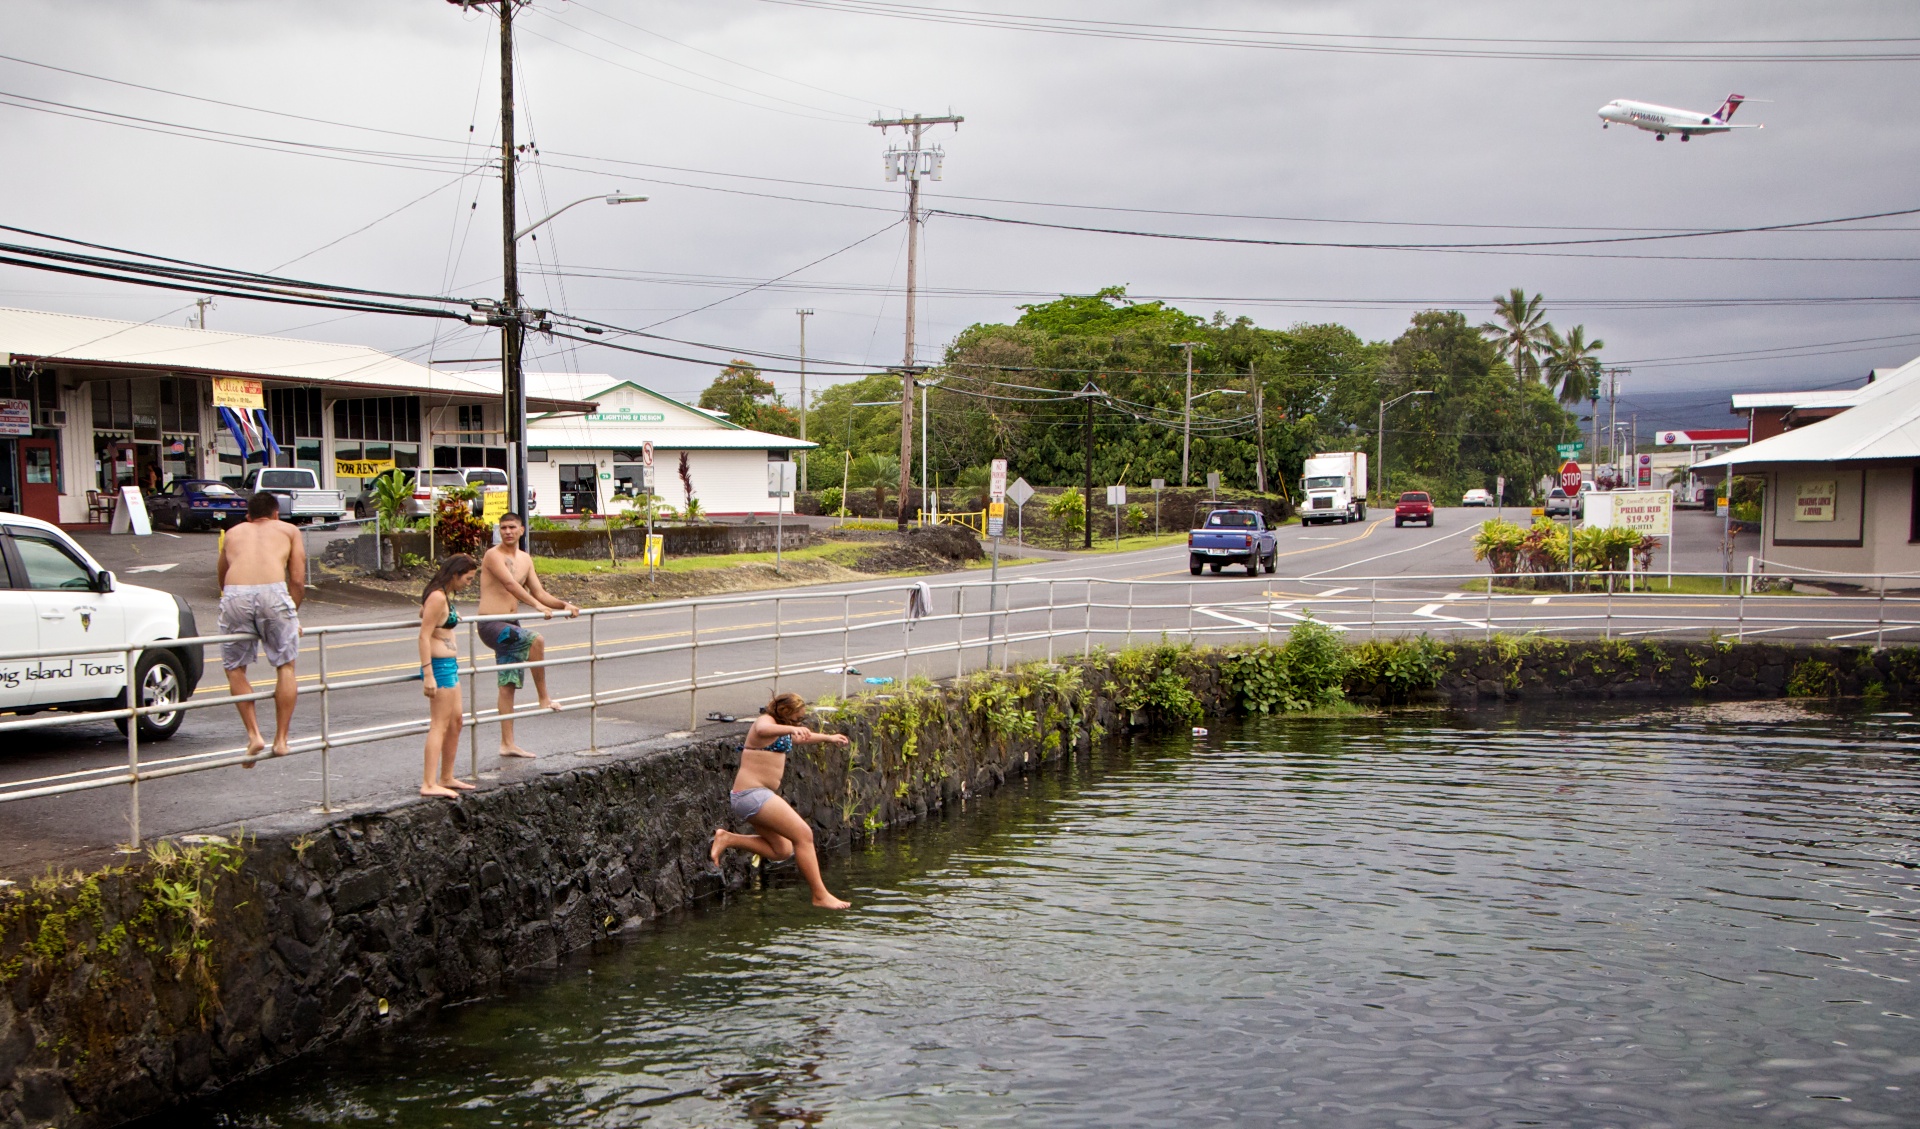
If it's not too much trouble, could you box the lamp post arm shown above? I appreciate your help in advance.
[514,194,648,241]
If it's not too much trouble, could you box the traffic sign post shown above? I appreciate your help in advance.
[1151,477,1165,534]
[1560,459,1583,591]
[1008,477,1034,545]
[1556,442,1584,459]
[988,459,1008,654]
[1106,484,1127,549]
[1495,474,1506,519]
[767,461,797,572]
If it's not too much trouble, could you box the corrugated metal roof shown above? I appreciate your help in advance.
[1699,354,1920,468]
[0,306,593,411]
[525,422,813,451]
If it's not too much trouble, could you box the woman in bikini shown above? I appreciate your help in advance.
[417,554,479,799]
[710,691,853,909]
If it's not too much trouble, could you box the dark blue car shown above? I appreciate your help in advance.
[149,478,248,531]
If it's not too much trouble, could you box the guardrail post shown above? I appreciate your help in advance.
[843,593,853,697]
[1737,558,1749,642]
[999,578,1010,670]
[955,587,965,680]
[467,622,479,778]
[1084,581,1093,657]
[588,611,599,753]
[773,597,783,694]
[1485,575,1493,641]
[1126,582,1135,647]
[1605,583,1613,640]
[689,602,700,731]
[1371,578,1378,637]
[317,632,333,812]
[123,645,140,851]
[1877,583,1887,649]
[1047,580,1056,664]
[1186,580,1194,643]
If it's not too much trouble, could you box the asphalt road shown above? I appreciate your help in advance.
[0,506,1878,876]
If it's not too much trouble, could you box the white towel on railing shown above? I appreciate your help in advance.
[905,581,932,627]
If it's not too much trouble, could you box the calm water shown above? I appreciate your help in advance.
[196,701,1920,1128]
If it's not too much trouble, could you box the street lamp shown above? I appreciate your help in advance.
[514,193,648,241]
[1377,390,1432,501]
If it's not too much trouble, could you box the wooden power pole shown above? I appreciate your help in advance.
[872,112,961,529]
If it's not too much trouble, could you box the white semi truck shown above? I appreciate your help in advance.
[1299,451,1368,525]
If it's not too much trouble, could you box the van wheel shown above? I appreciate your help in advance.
[113,650,186,741]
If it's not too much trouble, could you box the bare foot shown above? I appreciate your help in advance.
[710,828,729,868]
[498,743,537,759]
[439,777,477,791]
[538,697,562,712]
[270,742,291,758]
[812,894,852,910]
[241,736,265,769]
[419,784,460,799]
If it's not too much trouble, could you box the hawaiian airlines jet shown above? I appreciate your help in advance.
[1597,94,1761,141]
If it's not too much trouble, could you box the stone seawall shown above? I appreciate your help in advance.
[1,638,1908,1127]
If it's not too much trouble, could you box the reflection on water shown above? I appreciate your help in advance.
[195,700,1920,1127]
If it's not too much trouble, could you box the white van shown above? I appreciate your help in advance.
[0,515,204,740]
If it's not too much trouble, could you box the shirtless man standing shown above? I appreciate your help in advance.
[477,513,577,758]
[216,491,305,761]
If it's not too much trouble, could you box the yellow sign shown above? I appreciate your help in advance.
[481,490,510,524]
[988,502,1006,519]
[212,377,264,411]
[1793,479,1836,522]
[645,533,664,566]
[334,458,394,479]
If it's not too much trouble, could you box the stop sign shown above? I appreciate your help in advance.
[1560,460,1583,494]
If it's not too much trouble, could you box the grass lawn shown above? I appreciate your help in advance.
[1045,531,1192,554]
[1461,574,1809,596]
[535,543,864,575]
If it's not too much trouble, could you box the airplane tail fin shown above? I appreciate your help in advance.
[1713,94,1745,123]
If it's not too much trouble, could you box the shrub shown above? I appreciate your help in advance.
[1347,636,1450,702]
[818,486,844,515]
[1472,518,1526,574]
[433,492,490,557]
[1109,643,1204,726]
[1786,658,1840,698]
[1046,488,1086,545]
[1222,618,1351,713]
[1125,504,1149,535]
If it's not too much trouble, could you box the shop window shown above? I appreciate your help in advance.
[558,464,598,514]
[267,388,323,443]
[332,396,421,442]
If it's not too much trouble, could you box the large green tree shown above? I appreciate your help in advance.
[697,361,798,436]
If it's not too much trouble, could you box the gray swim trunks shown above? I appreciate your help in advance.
[730,787,775,821]
[218,582,301,671]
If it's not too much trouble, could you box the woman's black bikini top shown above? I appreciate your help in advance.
[741,733,793,754]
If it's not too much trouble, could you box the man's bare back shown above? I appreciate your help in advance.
[220,518,301,589]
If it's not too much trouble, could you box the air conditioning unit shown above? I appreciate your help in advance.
[39,409,65,428]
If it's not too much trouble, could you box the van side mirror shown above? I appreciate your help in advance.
[93,570,115,594]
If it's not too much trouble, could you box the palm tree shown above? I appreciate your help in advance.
[1478,288,1552,384]
[848,453,901,513]
[1542,324,1605,404]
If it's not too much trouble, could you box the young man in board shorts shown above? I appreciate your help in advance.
[216,490,305,762]
[477,512,578,758]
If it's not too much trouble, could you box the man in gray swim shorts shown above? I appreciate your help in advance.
[217,491,306,760]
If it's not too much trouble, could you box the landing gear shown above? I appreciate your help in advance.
[1656,133,1666,141]
[1681,134,1691,142]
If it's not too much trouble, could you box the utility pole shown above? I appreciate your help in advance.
[450,0,530,520]
[796,308,812,492]
[1251,362,1266,495]
[1082,384,1096,550]
[191,297,214,329]
[872,111,961,529]
[1175,342,1199,486]
[1607,367,1622,486]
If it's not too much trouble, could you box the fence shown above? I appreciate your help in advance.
[3,565,1919,849]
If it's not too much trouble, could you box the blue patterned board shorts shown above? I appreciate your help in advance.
[478,621,537,689]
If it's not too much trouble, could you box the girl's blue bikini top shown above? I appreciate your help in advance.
[741,733,793,754]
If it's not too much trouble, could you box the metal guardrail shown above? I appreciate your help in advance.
[3,563,1918,849]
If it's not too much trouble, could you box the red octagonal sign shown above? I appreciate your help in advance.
[1560,460,1583,495]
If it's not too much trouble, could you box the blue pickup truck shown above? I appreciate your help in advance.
[1188,509,1278,575]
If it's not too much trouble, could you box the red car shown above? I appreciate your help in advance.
[1393,491,1435,527]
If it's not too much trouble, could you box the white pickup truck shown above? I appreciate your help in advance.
[241,467,347,524]
[0,515,203,739]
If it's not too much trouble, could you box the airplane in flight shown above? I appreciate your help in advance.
[1597,94,1761,141]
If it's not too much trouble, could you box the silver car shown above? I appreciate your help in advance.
[1543,487,1584,518]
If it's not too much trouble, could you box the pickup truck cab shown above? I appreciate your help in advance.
[242,467,346,525]
[1188,509,1277,576]
[1393,491,1436,527]
[0,515,202,740]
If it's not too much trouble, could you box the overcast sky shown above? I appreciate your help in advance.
[4,1,1918,429]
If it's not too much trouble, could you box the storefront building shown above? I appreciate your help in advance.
[524,377,812,517]
[0,307,592,524]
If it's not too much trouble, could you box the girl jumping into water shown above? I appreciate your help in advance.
[417,554,479,799]
[711,692,853,909]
